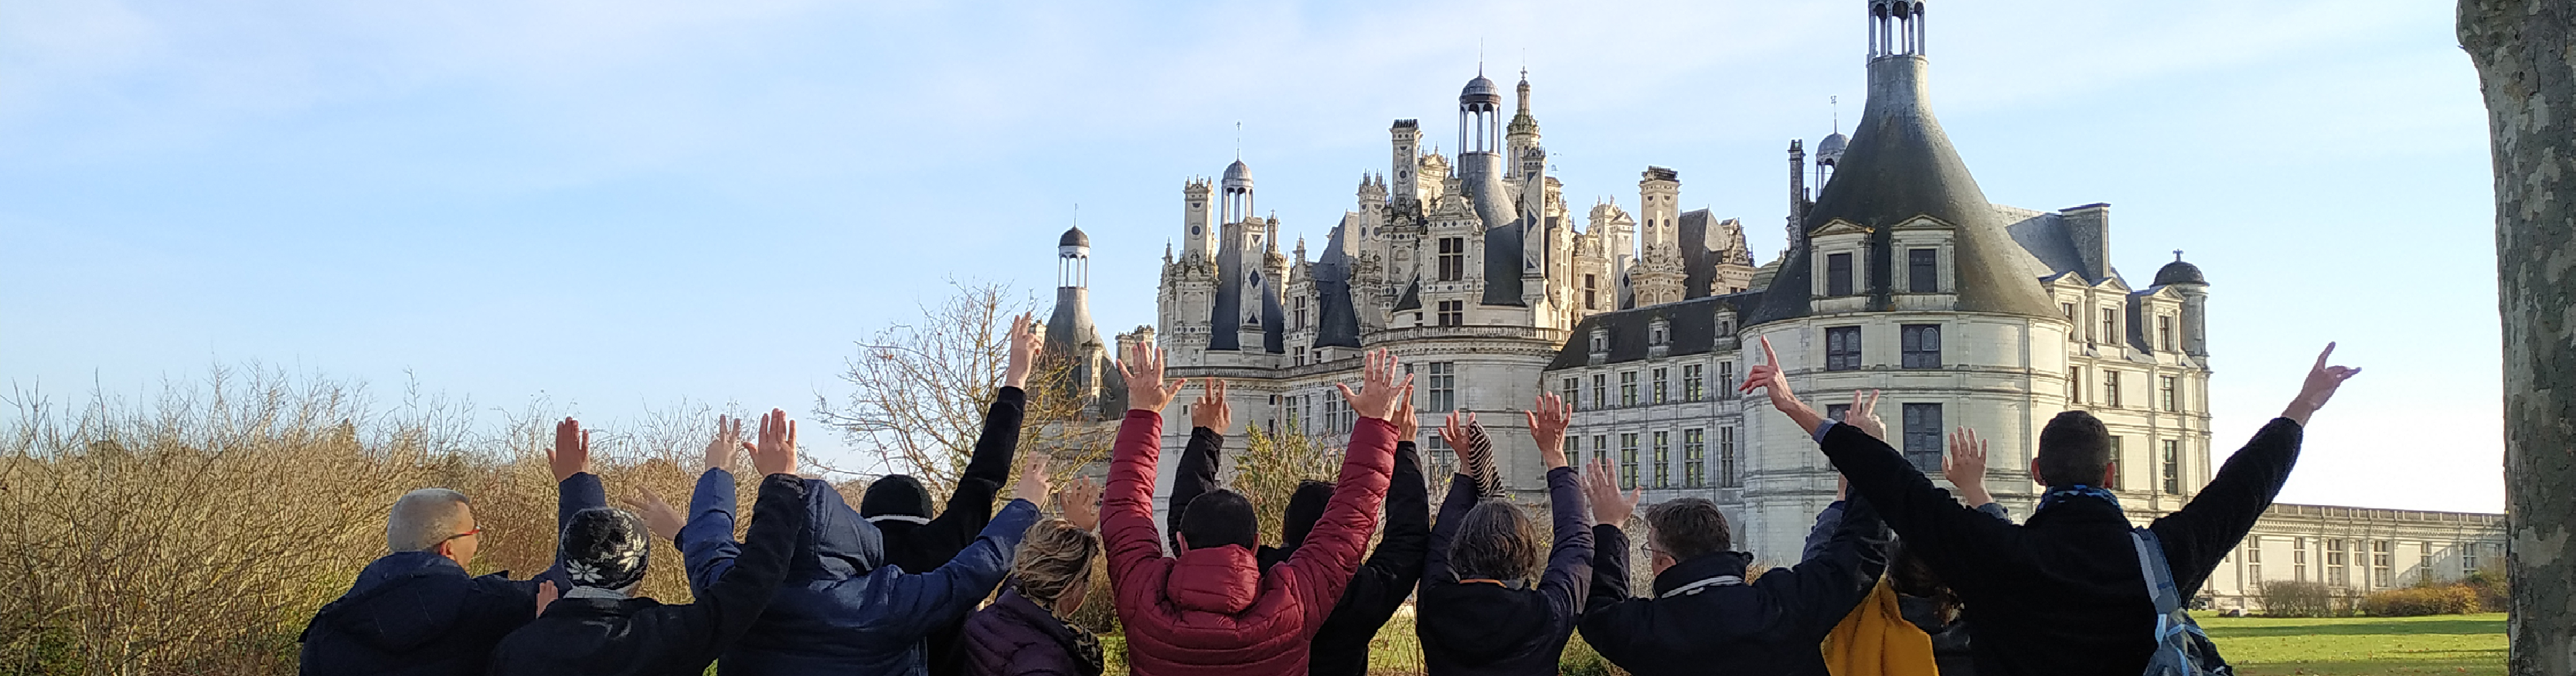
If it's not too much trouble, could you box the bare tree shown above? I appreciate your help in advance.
[1234,426,1343,544]
[2459,3,2574,674]
[814,280,1108,501]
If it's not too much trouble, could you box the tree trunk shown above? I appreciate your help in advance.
[2459,2,2576,674]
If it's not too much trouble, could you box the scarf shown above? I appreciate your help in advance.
[2036,485,2122,515]
[1822,578,1940,676]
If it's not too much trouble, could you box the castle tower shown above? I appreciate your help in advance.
[1788,139,1811,238]
[1506,68,1543,179]
[1045,226,1112,416]
[1458,70,1526,307]
[1391,120,1422,207]
[1222,160,1256,225]
[1632,167,1686,307]
[2156,253,2212,355]
[1183,178,1217,262]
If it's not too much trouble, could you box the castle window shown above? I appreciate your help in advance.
[1619,371,1638,407]
[1902,403,1942,471]
[1682,364,1704,402]
[1719,427,1740,487]
[1294,346,1306,365]
[2248,538,2264,584]
[1294,296,1307,331]
[1652,368,1669,404]
[2326,538,2348,587]
[1652,431,1671,488]
[1901,324,1942,369]
[1827,253,1856,297]
[1562,377,1581,410]
[2373,540,2394,588]
[1720,362,1737,399]
[1565,437,1580,473]
[2106,436,2125,490]
[2158,315,2176,352]
[2103,370,2123,408]
[2162,440,2183,495]
[2462,542,2481,573]
[1438,301,1463,327]
[1589,328,1608,353]
[1826,326,1863,371]
[1427,362,1457,412]
[1683,429,1706,487]
[1592,375,1607,409]
[2295,538,2309,582]
[1908,248,1938,292]
[2160,375,2180,412]
[2063,303,2079,341]
[1584,274,1599,310]
[2069,367,2085,404]
[2101,306,2119,345]
[1438,237,1465,281]
[1717,314,1736,337]
[1619,433,1641,489]
[1650,324,1668,345]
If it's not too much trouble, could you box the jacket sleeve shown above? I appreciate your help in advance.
[1815,424,2016,597]
[918,386,1027,561]
[1537,467,1596,625]
[2151,418,2303,596]
[1281,416,1398,629]
[1765,494,1891,639]
[671,474,811,662]
[677,467,744,596]
[1421,473,1480,587]
[890,500,1044,632]
[1101,410,1169,610]
[1576,524,1649,668]
[1165,426,1225,548]
[1798,500,1848,563]
[1342,440,1433,620]
[529,472,611,588]
[1975,501,2013,523]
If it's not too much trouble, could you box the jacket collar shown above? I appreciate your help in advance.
[2026,487,2130,528]
[1167,545,1261,614]
[1652,550,1752,597]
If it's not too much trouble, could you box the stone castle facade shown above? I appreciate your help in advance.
[1033,0,2504,608]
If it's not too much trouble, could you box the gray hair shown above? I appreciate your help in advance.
[386,488,474,553]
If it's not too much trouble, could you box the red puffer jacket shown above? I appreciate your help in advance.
[1100,409,1397,676]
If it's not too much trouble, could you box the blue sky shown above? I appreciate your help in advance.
[0,0,2501,511]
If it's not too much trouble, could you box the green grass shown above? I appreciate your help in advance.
[2198,613,2508,676]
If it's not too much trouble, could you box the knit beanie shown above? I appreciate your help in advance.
[560,507,650,591]
[859,474,936,519]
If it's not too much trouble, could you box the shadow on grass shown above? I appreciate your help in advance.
[2228,652,2506,676]
[2200,617,2507,638]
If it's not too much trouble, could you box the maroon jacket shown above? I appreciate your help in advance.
[1100,410,1397,676]
[960,589,1101,676]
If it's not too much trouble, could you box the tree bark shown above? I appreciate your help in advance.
[2460,2,2576,674]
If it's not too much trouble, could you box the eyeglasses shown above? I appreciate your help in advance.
[444,526,486,543]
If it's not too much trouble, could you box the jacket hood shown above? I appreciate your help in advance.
[1651,550,1754,596]
[317,552,478,652]
[1418,583,1553,661]
[1165,545,1261,614]
[1278,481,1335,550]
[859,474,934,519]
[796,477,884,580]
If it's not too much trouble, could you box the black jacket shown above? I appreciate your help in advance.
[1576,497,1888,676]
[1414,468,1591,676]
[485,474,809,676]
[1819,419,2305,676]
[1802,500,2011,676]
[1165,429,1433,676]
[298,473,605,676]
[874,386,1025,676]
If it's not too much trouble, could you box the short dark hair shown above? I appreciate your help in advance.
[1279,480,1336,549]
[2035,410,2114,488]
[1643,498,1731,561]
[1177,489,1257,552]
[1448,501,1540,583]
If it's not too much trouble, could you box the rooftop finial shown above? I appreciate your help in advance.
[2174,250,2186,262]
[1234,121,1242,161]
[1832,96,1840,134]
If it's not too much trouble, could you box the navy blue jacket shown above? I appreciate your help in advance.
[682,467,1039,676]
[1414,468,1591,676]
[298,473,604,676]
[1577,497,1889,676]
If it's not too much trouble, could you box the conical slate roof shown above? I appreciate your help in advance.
[1748,55,2060,325]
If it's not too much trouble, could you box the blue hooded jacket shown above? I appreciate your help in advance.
[680,468,1038,676]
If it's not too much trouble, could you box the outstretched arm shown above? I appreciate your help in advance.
[1809,423,2015,596]
[1342,384,1432,620]
[2153,342,2357,595]
[672,409,810,663]
[1165,381,1231,547]
[1942,427,1996,508]
[1771,494,1890,639]
[532,418,608,587]
[1739,337,1831,437]
[1282,350,1407,625]
[1101,342,1189,602]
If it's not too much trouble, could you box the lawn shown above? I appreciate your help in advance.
[2198,613,2509,676]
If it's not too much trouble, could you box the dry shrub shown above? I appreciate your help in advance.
[0,367,756,675]
[2361,584,2480,617]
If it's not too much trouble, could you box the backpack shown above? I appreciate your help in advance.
[2129,529,2234,676]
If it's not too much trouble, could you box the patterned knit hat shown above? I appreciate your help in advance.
[560,507,650,591]
[1462,420,1505,501]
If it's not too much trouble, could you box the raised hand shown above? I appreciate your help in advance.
[549,417,591,483]
[1945,426,1993,507]
[1440,410,1475,470]
[1060,474,1102,532]
[621,488,683,542]
[1842,390,1887,442]
[535,579,559,617]
[1737,336,1828,437]
[1527,392,1572,468]
[1006,312,1043,389]
[703,414,745,473]
[1118,341,1189,413]
[1015,453,1053,505]
[1336,348,1414,422]
[2282,342,2361,426]
[1584,458,1642,527]
[1390,385,1420,440]
[1191,380,1233,432]
[741,408,798,477]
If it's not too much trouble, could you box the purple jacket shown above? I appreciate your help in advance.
[959,589,1103,676]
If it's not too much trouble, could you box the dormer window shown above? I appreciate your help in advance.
[1716,312,1737,338]
[1649,318,1671,346]
[1827,253,1856,297]
[1907,248,1938,292]
[1590,328,1609,354]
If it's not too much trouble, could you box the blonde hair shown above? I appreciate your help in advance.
[1012,518,1101,609]
[386,488,472,553]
